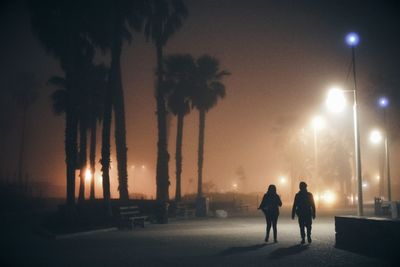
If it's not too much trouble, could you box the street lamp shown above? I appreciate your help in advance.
[369,129,385,197]
[378,96,391,201]
[369,129,383,144]
[311,116,325,191]
[326,84,364,215]
[345,32,363,216]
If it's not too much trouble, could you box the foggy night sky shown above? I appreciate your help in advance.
[1,0,400,198]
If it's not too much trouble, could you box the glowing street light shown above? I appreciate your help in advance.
[326,87,347,113]
[311,115,325,131]
[378,96,389,108]
[369,129,383,144]
[345,32,360,47]
[279,176,287,185]
[232,183,238,191]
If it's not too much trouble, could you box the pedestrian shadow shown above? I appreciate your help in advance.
[218,243,270,256]
[268,244,309,259]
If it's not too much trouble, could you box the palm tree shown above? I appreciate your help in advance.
[163,54,196,202]
[48,64,107,203]
[9,73,39,185]
[29,0,93,208]
[77,64,108,203]
[192,55,229,215]
[88,0,145,203]
[87,66,108,200]
[143,0,188,223]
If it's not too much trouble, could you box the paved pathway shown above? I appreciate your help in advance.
[1,215,392,266]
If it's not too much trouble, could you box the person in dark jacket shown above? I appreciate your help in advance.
[291,181,316,244]
[258,184,282,243]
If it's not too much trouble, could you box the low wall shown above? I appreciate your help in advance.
[335,215,400,260]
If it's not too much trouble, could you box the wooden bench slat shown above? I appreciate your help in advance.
[119,205,147,230]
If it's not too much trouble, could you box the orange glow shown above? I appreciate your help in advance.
[85,168,92,182]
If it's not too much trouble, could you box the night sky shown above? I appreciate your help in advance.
[1,0,400,199]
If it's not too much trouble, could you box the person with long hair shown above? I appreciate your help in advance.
[258,184,282,243]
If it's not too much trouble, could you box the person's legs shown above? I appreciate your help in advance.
[272,216,278,242]
[306,217,312,243]
[266,217,272,242]
[298,217,306,243]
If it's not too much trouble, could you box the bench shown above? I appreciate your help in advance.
[374,198,391,216]
[236,203,249,212]
[176,203,195,219]
[119,205,147,229]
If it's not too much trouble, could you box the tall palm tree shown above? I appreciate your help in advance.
[143,0,188,222]
[87,66,108,200]
[10,73,39,184]
[192,55,229,206]
[163,54,196,201]
[88,0,145,203]
[48,64,107,203]
[29,0,93,208]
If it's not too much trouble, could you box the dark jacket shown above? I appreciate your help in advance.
[259,193,282,217]
[291,190,316,219]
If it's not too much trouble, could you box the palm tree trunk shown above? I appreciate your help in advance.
[101,84,112,216]
[155,43,170,223]
[113,52,129,201]
[197,109,206,197]
[78,119,87,203]
[65,89,78,209]
[175,113,184,201]
[17,106,27,185]
[110,7,129,201]
[89,121,96,200]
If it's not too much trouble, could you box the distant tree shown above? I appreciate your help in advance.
[319,133,353,196]
[9,72,39,184]
[143,0,188,222]
[192,55,229,199]
[163,54,196,201]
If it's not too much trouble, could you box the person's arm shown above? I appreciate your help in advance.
[258,195,266,209]
[310,193,316,219]
[291,194,297,219]
[278,195,282,207]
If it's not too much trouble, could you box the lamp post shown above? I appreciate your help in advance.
[369,129,385,198]
[311,116,325,191]
[378,96,391,201]
[345,32,364,216]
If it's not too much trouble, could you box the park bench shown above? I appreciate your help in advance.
[374,197,392,216]
[176,203,195,219]
[119,205,147,229]
[235,203,250,212]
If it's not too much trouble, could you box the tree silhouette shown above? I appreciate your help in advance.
[192,55,229,201]
[49,64,107,203]
[163,54,196,201]
[143,0,188,222]
[29,0,95,208]
[10,72,39,184]
[88,0,145,204]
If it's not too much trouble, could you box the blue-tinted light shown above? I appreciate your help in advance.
[378,97,389,108]
[345,32,360,47]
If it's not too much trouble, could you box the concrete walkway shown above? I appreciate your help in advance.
[0,215,392,266]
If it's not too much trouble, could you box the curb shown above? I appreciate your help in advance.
[55,227,118,240]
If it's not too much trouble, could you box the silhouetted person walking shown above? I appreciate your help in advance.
[292,181,316,244]
[258,184,282,243]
